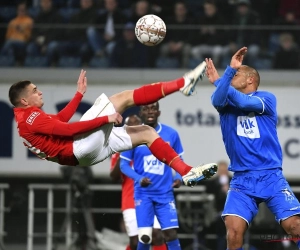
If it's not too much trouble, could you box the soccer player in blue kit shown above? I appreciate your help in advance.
[205,47,300,250]
[120,101,183,250]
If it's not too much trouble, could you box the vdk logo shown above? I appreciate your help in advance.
[143,155,164,175]
[237,113,260,139]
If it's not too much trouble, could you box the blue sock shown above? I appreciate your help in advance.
[297,240,300,248]
[137,241,151,250]
[166,239,181,250]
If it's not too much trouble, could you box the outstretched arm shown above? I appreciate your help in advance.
[205,58,220,85]
[55,70,87,122]
[211,66,236,108]
[28,111,123,136]
[227,88,264,113]
[211,47,248,109]
[227,47,263,112]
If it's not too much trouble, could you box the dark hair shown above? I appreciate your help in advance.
[9,80,32,107]
[140,101,160,110]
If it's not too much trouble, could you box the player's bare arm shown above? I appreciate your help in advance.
[76,69,87,95]
[205,58,220,84]
[230,46,247,69]
[172,179,182,188]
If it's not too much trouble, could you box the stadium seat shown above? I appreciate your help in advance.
[0,6,16,22]
[58,8,80,22]
[253,57,273,70]
[58,56,81,68]
[0,55,15,67]
[28,7,40,18]
[187,0,204,18]
[155,57,180,69]
[88,56,109,68]
[24,56,49,67]
[52,0,68,8]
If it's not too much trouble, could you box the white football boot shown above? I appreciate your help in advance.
[180,61,207,96]
[182,163,218,187]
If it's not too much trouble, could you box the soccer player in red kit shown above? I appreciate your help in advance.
[8,62,217,187]
[110,115,166,250]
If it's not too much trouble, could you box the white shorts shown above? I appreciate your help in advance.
[73,93,132,166]
[122,208,161,237]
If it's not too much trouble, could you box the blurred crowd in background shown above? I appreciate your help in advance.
[0,0,299,69]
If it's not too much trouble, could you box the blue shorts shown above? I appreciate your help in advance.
[134,192,179,230]
[222,169,300,225]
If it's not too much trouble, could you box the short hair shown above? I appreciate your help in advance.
[9,80,32,107]
[242,65,260,87]
[140,101,160,110]
[124,114,142,126]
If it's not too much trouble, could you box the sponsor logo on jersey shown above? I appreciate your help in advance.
[143,155,164,175]
[26,111,40,125]
[282,188,295,203]
[237,112,260,138]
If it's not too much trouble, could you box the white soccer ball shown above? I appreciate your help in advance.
[135,14,166,46]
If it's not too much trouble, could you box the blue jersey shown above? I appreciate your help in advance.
[120,123,183,196]
[211,66,282,172]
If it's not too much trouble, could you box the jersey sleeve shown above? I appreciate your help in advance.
[26,110,109,136]
[120,149,134,163]
[172,130,184,157]
[227,87,264,114]
[211,66,236,109]
[55,92,83,122]
[120,153,142,183]
[258,92,277,116]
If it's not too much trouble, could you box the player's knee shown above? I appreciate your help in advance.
[138,227,152,244]
[163,228,177,242]
[227,227,243,242]
[152,228,164,245]
[284,217,300,234]
[142,125,157,137]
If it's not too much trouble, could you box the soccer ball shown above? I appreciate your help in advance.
[135,14,166,46]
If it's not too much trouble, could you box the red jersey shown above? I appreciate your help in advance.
[110,153,135,211]
[13,92,109,166]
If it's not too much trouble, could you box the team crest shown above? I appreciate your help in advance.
[282,188,295,203]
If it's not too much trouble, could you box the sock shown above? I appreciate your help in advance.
[166,239,181,250]
[125,245,131,250]
[133,78,184,105]
[153,244,167,250]
[137,241,151,250]
[149,138,192,176]
[161,77,184,96]
[226,248,243,250]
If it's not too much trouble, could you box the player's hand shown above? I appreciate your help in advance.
[108,113,123,125]
[77,69,87,95]
[140,177,152,187]
[205,58,220,84]
[172,179,182,188]
[230,47,247,69]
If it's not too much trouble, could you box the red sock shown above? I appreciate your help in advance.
[161,77,184,96]
[149,138,192,176]
[153,244,167,250]
[125,245,131,250]
[133,78,184,105]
